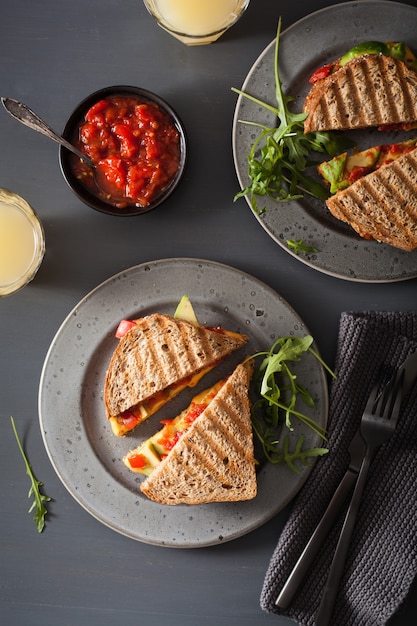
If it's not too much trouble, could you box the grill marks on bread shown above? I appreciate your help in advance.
[303,55,417,133]
[326,149,417,250]
[104,314,247,418]
[140,362,257,505]
[182,390,254,486]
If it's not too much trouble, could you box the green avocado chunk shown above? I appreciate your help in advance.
[318,153,348,194]
[339,41,406,66]
[340,41,389,66]
[173,294,199,326]
[318,146,381,194]
[133,442,162,476]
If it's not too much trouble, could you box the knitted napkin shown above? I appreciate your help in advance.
[260,311,417,626]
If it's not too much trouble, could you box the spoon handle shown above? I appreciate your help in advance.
[1,97,90,164]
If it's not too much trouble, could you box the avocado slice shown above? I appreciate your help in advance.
[318,152,348,194]
[174,294,199,326]
[318,146,381,194]
[339,41,409,67]
[344,146,381,175]
[340,41,390,66]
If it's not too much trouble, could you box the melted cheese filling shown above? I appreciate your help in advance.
[109,365,214,436]
[123,377,228,475]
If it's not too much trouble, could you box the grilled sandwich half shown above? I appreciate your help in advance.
[124,361,257,505]
[303,53,417,134]
[104,313,248,436]
[318,140,417,251]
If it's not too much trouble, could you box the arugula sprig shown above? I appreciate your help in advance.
[248,336,335,472]
[11,416,51,533]
[286,239,318,255]
[232,18,350,214]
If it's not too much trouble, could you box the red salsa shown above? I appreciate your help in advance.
[71,96,180,209]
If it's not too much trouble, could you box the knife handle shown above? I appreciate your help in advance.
[315,452,373,626]
[275,469,357,609]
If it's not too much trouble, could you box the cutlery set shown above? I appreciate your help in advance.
[275,350,417,625]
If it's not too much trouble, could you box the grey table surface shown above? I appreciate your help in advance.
[1,1,416,624]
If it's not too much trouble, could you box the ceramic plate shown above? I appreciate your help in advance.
[38,259,328,547]
[232,0,417,282]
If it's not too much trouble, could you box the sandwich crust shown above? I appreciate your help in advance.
[140,361,257,505]
[104,313,248,419]
[326,148,417,251]
[303,54,417,133]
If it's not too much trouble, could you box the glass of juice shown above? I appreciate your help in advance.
[0,188,45,297]
[143,0,250,45]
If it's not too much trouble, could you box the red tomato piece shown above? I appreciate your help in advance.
[135,104,153,124]
[126,165,152,201]
[184,402,207,425]
[128,453,148,469]
[144,133,161,160]
[80,122,100,143]
[157,429,182,452]
[309,63,334,84]
[120,411,140,430]
[113,124,138,158]
[99,155,126,189]
[348,166,372,183]
[85,99,110,123]
[115,319,137,338]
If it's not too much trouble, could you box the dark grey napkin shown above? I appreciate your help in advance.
[260,311,417,626]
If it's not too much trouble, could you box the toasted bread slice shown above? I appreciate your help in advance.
[104,314,248,436]
[303,54,417,133]
[138,361,257,505]
[326,147,417,251]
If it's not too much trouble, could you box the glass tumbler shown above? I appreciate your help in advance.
[143,0,250,46]
[0,188,45,296]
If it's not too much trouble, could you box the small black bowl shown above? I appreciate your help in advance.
[59,86,187,216]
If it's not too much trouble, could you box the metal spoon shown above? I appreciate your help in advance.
[1,97,94,167]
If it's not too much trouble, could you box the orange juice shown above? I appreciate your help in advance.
[0,189,45,296]
[144,0,249,45]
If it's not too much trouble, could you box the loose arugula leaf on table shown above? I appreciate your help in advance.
[248,336,335,472]
[232,18,352,214]
[11,416,51,533]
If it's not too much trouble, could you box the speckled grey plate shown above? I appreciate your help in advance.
[38,258,328,547]
[232,0,417,282]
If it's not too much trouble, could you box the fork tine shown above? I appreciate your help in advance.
[365,380,381,412]
[374,369,405,421]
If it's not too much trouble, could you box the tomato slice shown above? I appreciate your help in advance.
[115,319,137,338]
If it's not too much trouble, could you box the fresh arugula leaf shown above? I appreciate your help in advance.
[232,18,352,214]
[248,336,335,472]
[280,436,328,474]
[286,239,318,255]
[11,416,51,533]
